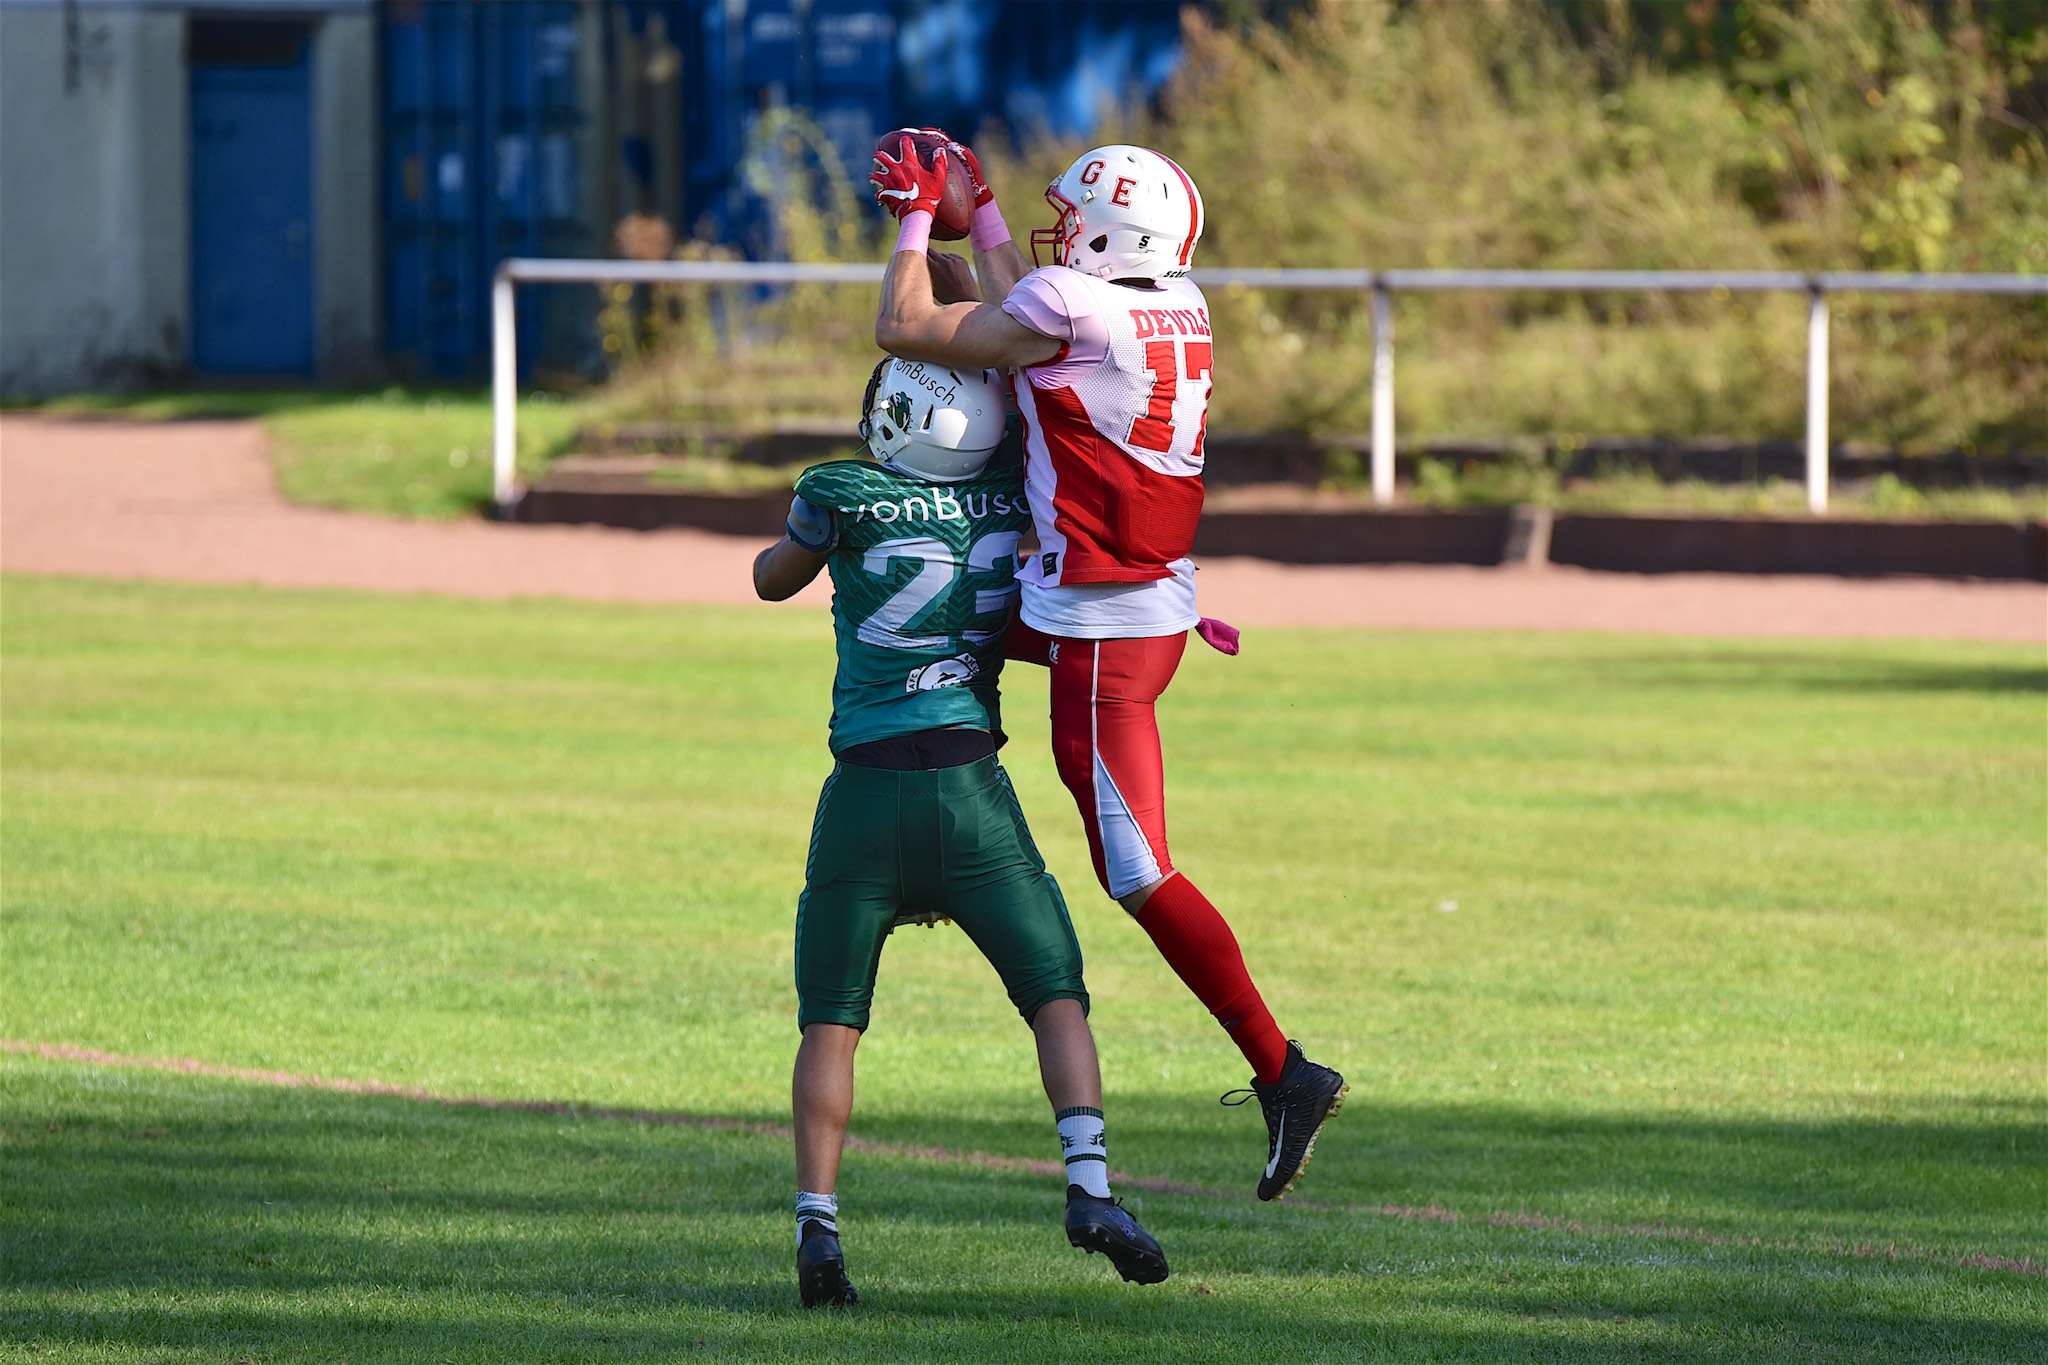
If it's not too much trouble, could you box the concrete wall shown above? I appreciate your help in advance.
[0,4,190,393]
[0,0,379,394]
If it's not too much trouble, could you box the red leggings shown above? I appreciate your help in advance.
[1007,624,1184,899]
[1007,622,1289,1082]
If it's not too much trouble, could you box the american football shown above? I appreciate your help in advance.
[878,129,974,240]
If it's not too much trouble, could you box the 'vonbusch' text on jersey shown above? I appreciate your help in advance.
[844,489,1030,525]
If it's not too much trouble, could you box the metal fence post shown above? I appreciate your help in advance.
[1805,282,1830,515]
[491,270,519,515]
[1371,279,1395,507]
[476,261,2042,524]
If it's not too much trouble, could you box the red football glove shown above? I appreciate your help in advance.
[910,125,994,210]
[945,137,995,211]
[869,131,948,221]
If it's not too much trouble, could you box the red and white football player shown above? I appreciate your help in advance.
[869,132,1347,1201]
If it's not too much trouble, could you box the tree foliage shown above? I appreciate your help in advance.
[984,0,2047,451]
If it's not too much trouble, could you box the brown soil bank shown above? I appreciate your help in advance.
[3,415,2040,644]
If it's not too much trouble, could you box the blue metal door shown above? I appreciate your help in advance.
[190,23,314,376]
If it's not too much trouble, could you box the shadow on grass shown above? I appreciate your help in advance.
[3,1065,2042,1362]
[1767,657,2045,696]
[854,1092,2046,1252]
[1560,648,2048,696]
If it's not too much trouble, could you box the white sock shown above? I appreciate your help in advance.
[1056,1106,1111,1199]
[796,1189,838,1245]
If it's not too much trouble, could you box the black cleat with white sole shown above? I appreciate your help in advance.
[1224,1040,1348,1201]
[1064,1186,1169,1284]
[796,1222,860,1308]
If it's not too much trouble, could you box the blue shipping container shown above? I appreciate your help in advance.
[382,0,587,378]
[379,0,1192,377]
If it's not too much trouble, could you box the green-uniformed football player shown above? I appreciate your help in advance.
[753,357,1167,1308]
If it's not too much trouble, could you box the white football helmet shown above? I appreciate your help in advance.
[1031,144,1204,282]
[859,357,1006,482]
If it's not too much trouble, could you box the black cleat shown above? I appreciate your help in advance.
[1224,1040,1348,1201]
[796,1222,860,1308]
[1065,1185,1169,1284]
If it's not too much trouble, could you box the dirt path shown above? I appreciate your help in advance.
[3,415,2041,643]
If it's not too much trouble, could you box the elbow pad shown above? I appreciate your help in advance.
[786,495,839,554]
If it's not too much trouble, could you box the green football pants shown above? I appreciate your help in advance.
[794,755,1088,1032]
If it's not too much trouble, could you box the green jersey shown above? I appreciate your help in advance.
[793,438,1032,754]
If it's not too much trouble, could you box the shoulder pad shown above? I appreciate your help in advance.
[792,458,885,516]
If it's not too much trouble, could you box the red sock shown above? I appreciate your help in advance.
[1134,875,1290,1084]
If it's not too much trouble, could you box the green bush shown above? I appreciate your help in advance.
[977,0,2047,452]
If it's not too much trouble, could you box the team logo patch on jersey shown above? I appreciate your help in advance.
[905,653,981,693]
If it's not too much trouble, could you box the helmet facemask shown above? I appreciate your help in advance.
[1030,183,1083,270]
[857,357,891,441]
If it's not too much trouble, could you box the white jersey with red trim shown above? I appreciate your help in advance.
[1001,267,1211,639]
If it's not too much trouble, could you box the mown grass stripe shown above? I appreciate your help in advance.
[11,1038,2038,1280]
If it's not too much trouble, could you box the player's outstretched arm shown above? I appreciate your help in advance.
[754,536,830,601]
[875,247,1062,369]
[925,248,982,305]
[943,137,1030,302]
[871,132,1057,368]
[754,495,835,600]
[972,237,1031,306]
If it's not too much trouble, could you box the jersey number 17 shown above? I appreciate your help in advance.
[1128,340,1213,454]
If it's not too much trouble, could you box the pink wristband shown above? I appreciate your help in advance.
[895,209,932,256]
[970,201,1012,252]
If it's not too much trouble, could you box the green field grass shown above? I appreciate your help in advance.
[2,575,2042,1362]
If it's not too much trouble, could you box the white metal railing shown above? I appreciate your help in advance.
[491,260,2047,515]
